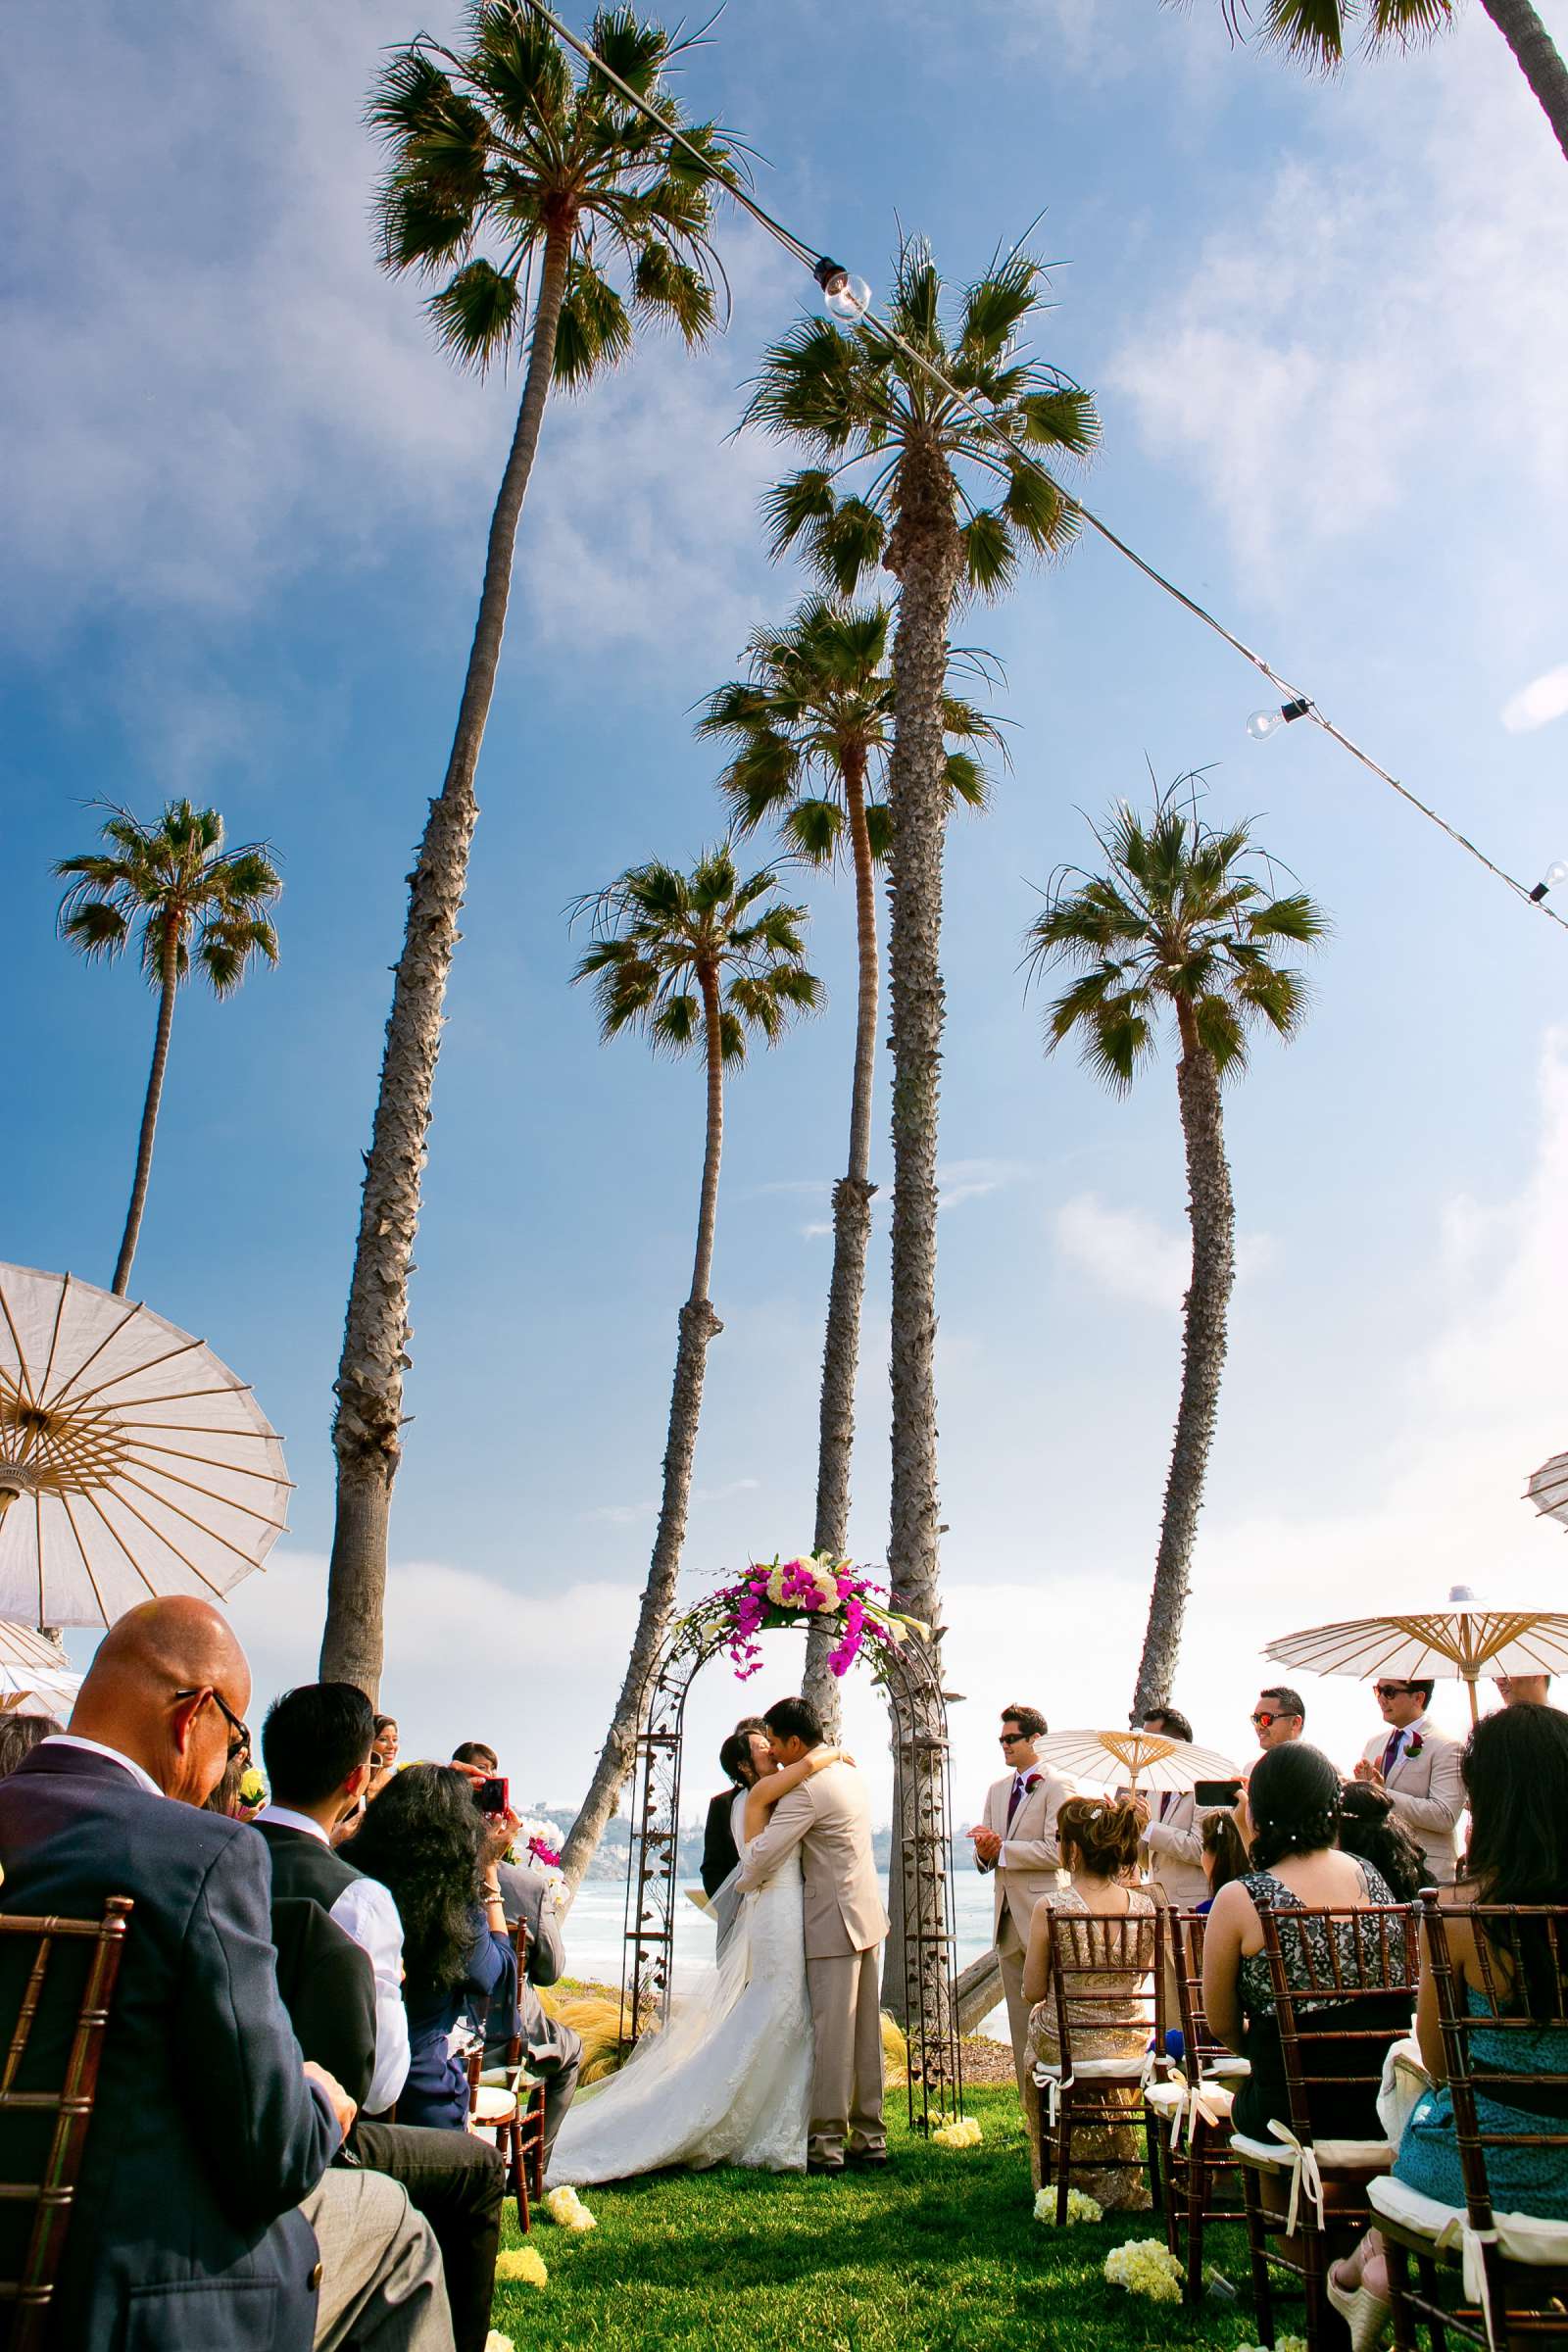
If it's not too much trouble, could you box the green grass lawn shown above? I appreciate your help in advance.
[492,2085,1278,2352]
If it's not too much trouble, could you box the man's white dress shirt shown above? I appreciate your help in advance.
[257,1803,410,2113]
[39,1732,163,1797]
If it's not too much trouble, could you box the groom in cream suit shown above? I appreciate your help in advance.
[969,1701,1072,2168]
[737,1695,890,2173]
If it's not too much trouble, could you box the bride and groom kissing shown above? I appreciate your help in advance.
[548,1695,890,2182]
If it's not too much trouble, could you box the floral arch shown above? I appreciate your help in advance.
[617,1554,965,2132]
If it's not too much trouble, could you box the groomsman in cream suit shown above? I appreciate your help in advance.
[1354,1675,1464,1885]
[968,1702,1072,2165]
[1138,1705,1213,1911]
[738,1695,891,2173]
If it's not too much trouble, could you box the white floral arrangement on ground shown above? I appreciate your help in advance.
[545,2185,596,2231]
[510,1814,568,1913]
[1235,2338,1304,2352]
[1103,2239,1184,2302]
[1034,2186,1102,2225]
[929,2115,983,2149]
[494,2246,548,2289]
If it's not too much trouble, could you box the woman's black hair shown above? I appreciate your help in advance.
[1462,1703,1568,2012]
[350,1761,485,1992]
[1338,1781,1425,1902]
[718,1729,759,1788]
[1201,1810,1250,1898]
[1247,1741,1344,1871]
[0,1713,60,1781]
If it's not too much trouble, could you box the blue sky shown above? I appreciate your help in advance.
[5,0,1568,1823]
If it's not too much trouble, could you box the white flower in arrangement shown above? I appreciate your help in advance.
[1034,2186,1102,2225]
[511,1815,569,1912]
[544,2184,596,2232]
[1236,2339,1305,2352]
[1103,2240,1184,2303]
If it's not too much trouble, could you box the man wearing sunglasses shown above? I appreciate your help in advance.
[1251,1687,1306,1750]
[968,1703,1071,2175]
[1354,1675,1463,1885]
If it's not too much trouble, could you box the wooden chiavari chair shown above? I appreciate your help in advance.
[1032,1905,1166,2226]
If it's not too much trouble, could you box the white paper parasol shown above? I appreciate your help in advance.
[0,1621,82,1716]
[1524,1451,1568,1530]
[1263,1587,1568,1724]
[0,1263,291,1628]
[1032,1729,1242,1795]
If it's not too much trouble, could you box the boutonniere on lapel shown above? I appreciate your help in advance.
[1404,1734,1424,1759]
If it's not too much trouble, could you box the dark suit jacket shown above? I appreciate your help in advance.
[0,1744,337,2351]
[254,1819,364,1912]
[271,1896,377,2114]
[701,1788,741,1899]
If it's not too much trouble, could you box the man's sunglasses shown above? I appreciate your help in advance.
[1374,1682,1416,1698]
[999,1732,1029,1747]
[1251,1709,1293,1728]
[174,1686,252,1763]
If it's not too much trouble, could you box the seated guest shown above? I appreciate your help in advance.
[1138,1705,1211,1910]
[1339,1781,1427,1904]
[369,1713,401,1797]
[1197,1810,1251,1913]
[351,1765,519,2132]
[0,1711,61,1779]
[702,1718,768,1898]
[0,1596,451,2351]
[1203,1741,1410,2143]
[258,1689,504,2352]
[1354,1676,1463,1886]
[1329,1701,1568,2340]
[1022,1795,1157,2209]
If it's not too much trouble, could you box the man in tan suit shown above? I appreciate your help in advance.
[1354,1676,1464,1885]
[967,1702,1072,2164]
[736,1695,890,2174]
[1138,1705,1214,1910]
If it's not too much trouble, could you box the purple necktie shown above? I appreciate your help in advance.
[1382,1731,1402,1777]
[1159,1790,1172,1821]
[1006,1773,1038,1827]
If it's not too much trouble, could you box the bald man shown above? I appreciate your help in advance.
[0,1598,454,2351]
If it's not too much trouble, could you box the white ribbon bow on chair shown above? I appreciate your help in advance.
[1264,2121,1325,2238]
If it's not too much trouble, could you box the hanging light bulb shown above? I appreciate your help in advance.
[1529,859,1568,903]
[812,255,871,323]
[1246,698,1310,742]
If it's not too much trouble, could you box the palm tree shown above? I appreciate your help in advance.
[1024,780,1327,1718]
[321,4,739,1694]
[1186,0,1568,168]
[561,846,820,1887]
[699,597,1003,1726]
[743,235,1096,2012]
[55,801,281,1298]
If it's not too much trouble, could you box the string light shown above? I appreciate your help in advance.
[518,0,1568,941]
[1247,699,1310,742]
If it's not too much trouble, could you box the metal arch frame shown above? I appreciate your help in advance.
[617,1608,964,2133]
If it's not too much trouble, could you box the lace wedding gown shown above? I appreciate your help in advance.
[546,1792,812,2182]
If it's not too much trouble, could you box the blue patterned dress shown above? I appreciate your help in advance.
[1396,1986,1568,2218]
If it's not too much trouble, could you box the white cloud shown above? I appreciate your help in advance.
[1053,1192,1275,1310]
[580,1473,760,1525]
[1106,36,1568,588]
[1501,663,1568,735]
[938,1157,1030,1213]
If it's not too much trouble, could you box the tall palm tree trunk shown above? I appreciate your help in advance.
[112,923,180,1298]
[562,967,726,1890]
[1131,1017,1236,1719]
[1477,0,1568,164]
[804,751,878,1731]
[319,225,573,1696]
[881,452,963,2020]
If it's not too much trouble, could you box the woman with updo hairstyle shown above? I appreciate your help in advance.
[1203,1741,1409,2142]
[1021,1794,1157,2206]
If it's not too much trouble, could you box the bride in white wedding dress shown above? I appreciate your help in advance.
[546,1740,851,2182]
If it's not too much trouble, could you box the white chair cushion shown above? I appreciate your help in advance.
[1033,2055,1152,2085]
[1230,2130,1392,2172]
[1209,2055,1251,2080]
[1145,2082,1186,2115]
[469,2086,518,2126]
[1370,2176,1568,2270]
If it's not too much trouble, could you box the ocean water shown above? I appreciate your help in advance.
[561,1870,1006,2034]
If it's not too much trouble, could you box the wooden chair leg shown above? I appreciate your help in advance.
[1146,2104,1164,2217]
[1055,2102,1072,2226]
[1413,2251,1446,2352]
[1184,2142,1207,2304]
[1243,2166,1276,2348]
[529,2091,547,2201]
[1385,2236,1419,2352]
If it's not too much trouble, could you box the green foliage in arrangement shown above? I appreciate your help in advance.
[493,2083,1257,2350]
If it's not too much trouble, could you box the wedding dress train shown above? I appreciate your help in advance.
[546,1793,812,2182]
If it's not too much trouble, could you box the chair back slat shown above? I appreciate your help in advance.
[1047,1908,1162,2065]
[0,1897,133,2349]
[1262,1903,1417,2140]
[505,1917,531,2072]
[1174,1913,1236,2084]
[1421,1896,1568,2233]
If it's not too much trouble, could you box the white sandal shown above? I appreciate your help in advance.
[1326,2263,1393,2352]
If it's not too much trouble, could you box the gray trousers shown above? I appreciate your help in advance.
[805,1945,885,2164]
[303,2165,456,2351]
[998,1922,1042,2187]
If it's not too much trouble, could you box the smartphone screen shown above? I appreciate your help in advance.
[476,1774,509,1817]
[1192,1778,1244,1808]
